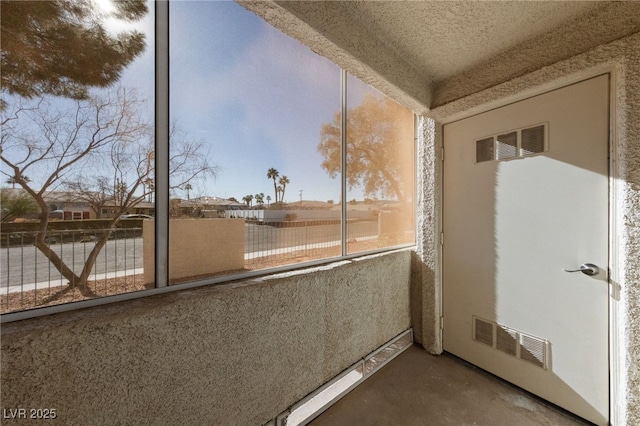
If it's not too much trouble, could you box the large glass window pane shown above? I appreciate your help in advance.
[169,1,341,285]
[345,74,415,254]
[1,0,155,313]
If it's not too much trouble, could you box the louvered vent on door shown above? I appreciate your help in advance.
[521,125,546,155]
[473,317,494,346]
[496,132,517,160]
[496,325,518,356]
[474,123,547,164]
[472,316,549,369]
[519,333,548,368]
[476,137,494,163]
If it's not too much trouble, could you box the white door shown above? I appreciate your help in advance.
[443,75,609,425]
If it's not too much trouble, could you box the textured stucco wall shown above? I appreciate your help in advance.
[1,250,411,425]
[412,116,440,353]
[428,32,640,425]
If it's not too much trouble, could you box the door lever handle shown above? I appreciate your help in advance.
[563,263,599,276]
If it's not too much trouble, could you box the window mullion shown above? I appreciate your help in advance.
[340,69,347,257]
[155,0,170,288]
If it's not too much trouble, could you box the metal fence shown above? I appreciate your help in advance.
[243,219,379,269]
[1,228,144,313]
[1,220,382,314]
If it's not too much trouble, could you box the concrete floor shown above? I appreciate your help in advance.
[310,344,590,426]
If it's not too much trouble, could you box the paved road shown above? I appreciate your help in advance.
[1,221,378,289]
[1,237,144,290]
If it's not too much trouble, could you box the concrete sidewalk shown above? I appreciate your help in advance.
[0,268,144,295]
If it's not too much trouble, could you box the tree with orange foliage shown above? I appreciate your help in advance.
[317,94,414,204]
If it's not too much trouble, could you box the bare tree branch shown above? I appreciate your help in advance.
[1,87,218,288]
[1,88,148,285]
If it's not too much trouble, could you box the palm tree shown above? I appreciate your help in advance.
[242,194,253,207]
[144,178,155,202]
[255,193,264,206]
[266,195,271,208]
[185,183,192,200]
[267,168,279,203]
[5,176,17,188]
[115,179,128,206]
[5,175,30,189]
[278,175,290,203]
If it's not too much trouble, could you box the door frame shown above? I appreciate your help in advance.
[437,66,620,423]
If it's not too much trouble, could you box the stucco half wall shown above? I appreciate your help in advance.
[1,250,411,425]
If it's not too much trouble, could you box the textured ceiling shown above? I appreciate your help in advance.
[337,1,604,83]
[240,1,640,111]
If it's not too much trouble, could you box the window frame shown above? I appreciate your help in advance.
[0,2,417,323]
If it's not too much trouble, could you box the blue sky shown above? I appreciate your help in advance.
[3,0,378,203]
[167,1,370,202]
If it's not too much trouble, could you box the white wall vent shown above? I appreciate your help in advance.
[472,316,549,369]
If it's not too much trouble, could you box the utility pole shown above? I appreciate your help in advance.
[299,189,303,206]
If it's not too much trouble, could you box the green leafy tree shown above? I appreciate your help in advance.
[242,194,254,207]
[0,0,147,104]
[0,188,40,223]
[255,193,264,206]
